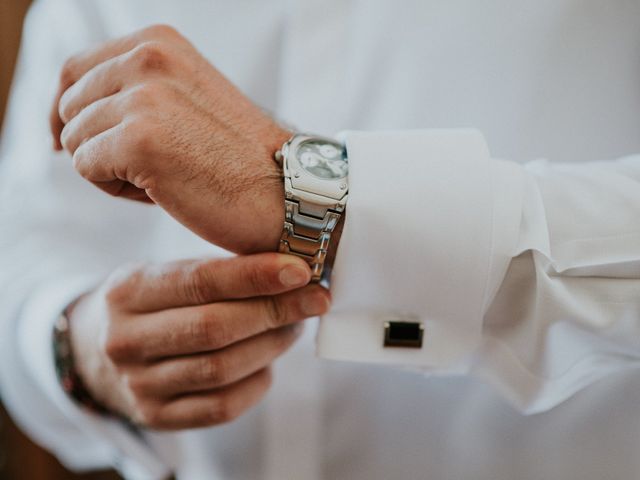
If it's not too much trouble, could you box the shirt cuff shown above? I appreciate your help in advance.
[318,129,525,371]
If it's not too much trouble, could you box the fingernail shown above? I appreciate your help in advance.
[279,264,309,287]
[302,292,330,317]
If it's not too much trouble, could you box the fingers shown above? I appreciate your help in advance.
[50,83,69,151]
[110,284,330,361]
[134,368,272,430]
[58,55,126,127]
[108,253,313,312]
[51,24,189,149]
[72,123,153,202]
[130,324,303,398]
[58,41,183,128]
[60,94,122,155]
[72,124,125,183]
[50,34,142,150]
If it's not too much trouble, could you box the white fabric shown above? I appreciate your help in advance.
[2,0,640,479]
[320,130,523,371]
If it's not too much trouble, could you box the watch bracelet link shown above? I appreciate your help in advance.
[279,198,343,282]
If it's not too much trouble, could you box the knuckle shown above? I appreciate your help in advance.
[60,57,80,87]
[184,261,216,304]
[132,168,157,192]
[244,261,269,293]
[60,124,72,151]
[198,355,229,386]
[103,331,135,363]
[72,145,92,178]
[209,317,233,349]
[191,310,230,350]
[211,395,240,424]
[104,262,147,307]
[122,84,156,110]
[144,24,181,39]
[132,41,172,72]
[137,402,164,429]
[265,296,286,329]
[104,285,126,309]
[58,101,75,126]
[121,110,146,132]
[244,253,282,292]
[125,375,148,398]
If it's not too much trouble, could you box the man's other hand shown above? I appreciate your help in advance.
[68,253,330,430]
[52,25,291,254]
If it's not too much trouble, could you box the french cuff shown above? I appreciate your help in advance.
[16,274,170,480]
[317,129,525,372]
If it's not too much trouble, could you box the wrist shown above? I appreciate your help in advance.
[248,125,292,253]
[53,296,112,416]
[259,151,287,253]
[65,291,130,417]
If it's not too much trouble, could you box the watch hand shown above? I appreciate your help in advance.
[327,161,344,176]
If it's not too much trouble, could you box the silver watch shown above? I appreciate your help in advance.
[274,134,349,282]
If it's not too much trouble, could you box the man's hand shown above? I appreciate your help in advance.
[69,253,330,430]
[52,25,291,254]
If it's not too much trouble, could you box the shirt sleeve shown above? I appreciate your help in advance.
[0,1,171,478]
[318,129,640,414]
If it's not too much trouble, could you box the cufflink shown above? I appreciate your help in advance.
[383,321,424,348]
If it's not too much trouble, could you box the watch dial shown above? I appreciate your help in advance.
[296,140,348,180]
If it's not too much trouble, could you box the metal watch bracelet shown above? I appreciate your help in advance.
[274,133,348,283]
[279,197,344,282]
[53,309,112,416]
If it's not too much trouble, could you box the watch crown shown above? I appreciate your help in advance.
[274,150,283,165]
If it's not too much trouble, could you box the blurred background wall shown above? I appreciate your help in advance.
[0,1,121,479]
[0,0,31,117]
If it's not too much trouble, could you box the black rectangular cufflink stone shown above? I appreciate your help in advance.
[383,321,424,348]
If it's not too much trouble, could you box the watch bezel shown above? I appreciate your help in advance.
[282,134,349,203]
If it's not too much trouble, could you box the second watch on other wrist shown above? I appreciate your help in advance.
[274,134,349,283]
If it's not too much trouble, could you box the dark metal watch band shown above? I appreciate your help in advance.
[53,310,112,416]
[279,198,344,282]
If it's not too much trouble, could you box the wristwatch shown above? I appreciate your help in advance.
[275,134,349,282]
[53,309,111,416]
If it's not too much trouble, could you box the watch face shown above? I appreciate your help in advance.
[296,139,348,180]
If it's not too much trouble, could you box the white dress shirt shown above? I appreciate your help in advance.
[2,1,640,479]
